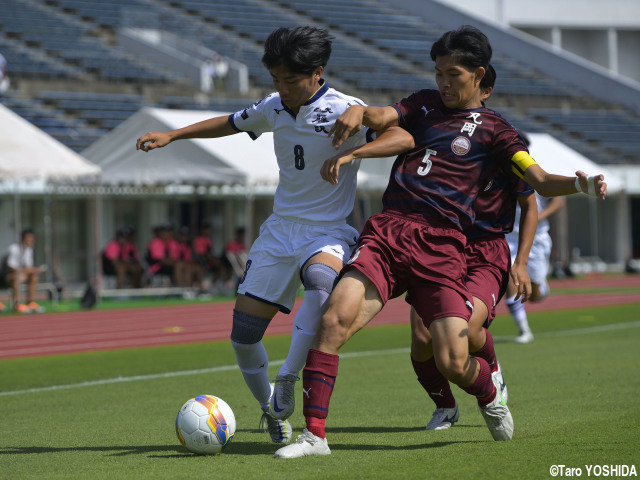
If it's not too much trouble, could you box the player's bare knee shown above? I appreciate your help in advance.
[317,309,350,348]
[467,325,486,352]
[436,356,468,384]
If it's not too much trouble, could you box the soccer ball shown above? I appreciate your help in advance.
[175,395,236,455]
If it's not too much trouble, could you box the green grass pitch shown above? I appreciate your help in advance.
[1,303,639,479]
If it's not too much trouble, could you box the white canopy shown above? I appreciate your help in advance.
[0,104,100,181]
[527,133,624,193]
[82,107,276,187]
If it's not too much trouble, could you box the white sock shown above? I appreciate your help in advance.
[505,294,531,334]
[279,288,330,377]
[231,339,272,411]
[538,281,548,299]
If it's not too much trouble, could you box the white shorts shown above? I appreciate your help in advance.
[237,214,359,313]
[508,232,552,285]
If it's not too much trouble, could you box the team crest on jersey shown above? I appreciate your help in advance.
[451,136,471,156]
[312,107,332,124]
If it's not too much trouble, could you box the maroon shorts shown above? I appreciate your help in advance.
[464,235,510,327]
[343,212,473,327]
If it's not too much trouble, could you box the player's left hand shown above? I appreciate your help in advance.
[510,261,531,303]
[320,151,356,185]
[576,170,607,200]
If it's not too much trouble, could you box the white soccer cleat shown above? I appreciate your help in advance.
[491,361,508,403]
[479,378,514,441]
[425,403,460,430]
[259,411,292,444]
[514,331,534,344]
[273,428,331,458]
[269,373,298,420]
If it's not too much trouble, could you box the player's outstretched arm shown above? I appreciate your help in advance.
[510,192,537,303]
[136,115,236,152]
[329,105,399,149]
[521,164,607,200]
[321,126,414,185]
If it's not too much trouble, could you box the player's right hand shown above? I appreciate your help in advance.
[136,132,171,152]
[328,105,365,149]
[510,261,531,303]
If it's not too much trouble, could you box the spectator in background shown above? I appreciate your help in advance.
[102,227,143,289]
[176,226,203,290]
[221,226,247,286]
[146,224,176,285]
[203,58,217,92]
[215,54,230,90]
[193,221,221,286]
[0,52,9,94]
[225,226,246,257]
[2,228,46,313]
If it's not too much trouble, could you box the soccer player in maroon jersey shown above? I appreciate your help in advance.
[409,64,539,430]
[274,25,607,458]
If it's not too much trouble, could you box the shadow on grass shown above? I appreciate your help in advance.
[0,424,488,458]
[325,425,483,433]
[0,445,185,456]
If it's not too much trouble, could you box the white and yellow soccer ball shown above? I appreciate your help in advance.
[175,395,235,454]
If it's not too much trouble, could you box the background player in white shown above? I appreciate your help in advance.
[505,187,565,343]
[136,26,413,445]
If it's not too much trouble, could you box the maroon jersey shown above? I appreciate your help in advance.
[467,170,534,239]
[385,89,528,232]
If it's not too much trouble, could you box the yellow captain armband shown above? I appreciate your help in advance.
[511,151,538,179]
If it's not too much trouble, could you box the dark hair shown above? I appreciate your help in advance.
[21,228,34,239]
[262,26,333,75]
[480,63,496,92]
[430,25,492,72]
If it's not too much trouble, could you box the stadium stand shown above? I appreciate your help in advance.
[0,0,638,164]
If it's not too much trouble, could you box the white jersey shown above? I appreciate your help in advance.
[7,243,34,269]
[509,191,551,238]
[229,81,369,224]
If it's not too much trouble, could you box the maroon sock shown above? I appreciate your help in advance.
[302,348,339,439]
[460,357,496,406]
[410,356,456,409]
[471,329,498,373]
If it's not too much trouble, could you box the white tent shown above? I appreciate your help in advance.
[0,104,101,304]
[82,107,276,188]
[527,132,628,265]
[0,104,100,181]
[527,133,624,193]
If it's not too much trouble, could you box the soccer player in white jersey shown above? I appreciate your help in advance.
[504,189,565,343]
[136,26,414,445]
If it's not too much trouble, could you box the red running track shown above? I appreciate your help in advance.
[1,275,639,359]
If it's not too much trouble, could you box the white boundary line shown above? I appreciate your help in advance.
[1,322,639,397]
